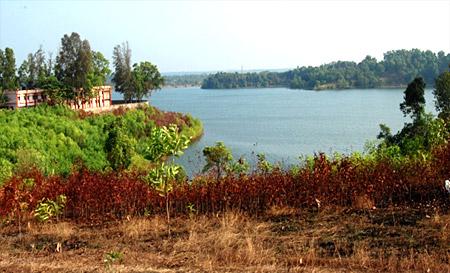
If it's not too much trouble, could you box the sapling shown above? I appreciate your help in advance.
[144,125,190,235]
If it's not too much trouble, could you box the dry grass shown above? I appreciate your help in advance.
[0,208,449,273]
[27,221,76,239]
[175,212,276,268]
[120,215,167,240]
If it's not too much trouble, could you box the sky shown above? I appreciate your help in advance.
[0,0,449,73]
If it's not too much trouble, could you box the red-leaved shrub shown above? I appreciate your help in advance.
[1,143,449,222]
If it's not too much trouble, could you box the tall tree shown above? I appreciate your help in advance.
[399,77,426,121]
[131,61,164,101]
[113,43,163,102]
[112,42,133,101]
[18,54,35,89]
[18,46,49,89]
[0,48,19,90]
[55,32,93,99]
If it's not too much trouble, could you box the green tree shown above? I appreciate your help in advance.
[40,76,69,104]
[112,42,133,101]
[55,32,93,99]
[377,77,448,156]
[144,125,190,236]
[113,43,164,102]
[433,69,450,120]
[89,51,111,87]
[400,77,426,121]
[104,120,136,170]
[18,46,49,89]
[202,142,233,182]
[18,54,35,89]
[0,48,19,90]
[131,61,164,101]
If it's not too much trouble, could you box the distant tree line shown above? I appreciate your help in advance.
[0,32,163,106]
[201,49,450,90]
[163,74,208,87]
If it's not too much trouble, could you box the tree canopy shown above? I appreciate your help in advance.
[112,42,164,102]
[0,48,19,91]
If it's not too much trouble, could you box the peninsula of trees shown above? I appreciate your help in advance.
[201,49,450,90]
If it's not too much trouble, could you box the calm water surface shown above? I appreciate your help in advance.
[123,87,436,175]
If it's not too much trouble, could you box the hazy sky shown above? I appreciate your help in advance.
[1,0,449,73]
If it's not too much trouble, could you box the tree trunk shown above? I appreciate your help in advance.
[166,192,171,236]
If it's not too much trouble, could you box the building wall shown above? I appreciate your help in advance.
[68,86,112,110]
[85,101,149,114]
[3,86,113,110]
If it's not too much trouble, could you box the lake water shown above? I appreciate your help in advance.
[117,87,437,175]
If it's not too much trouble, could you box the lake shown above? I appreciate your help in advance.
[118,87,437,175]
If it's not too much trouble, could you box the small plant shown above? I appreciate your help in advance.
[144,124,190,235]
[186,203,196,218]
[202,142,233,182]
[256,153,273,174]
[104,251,124,272]
[227,156,249,176]
[203,142,249,180]
[146,163,181,235]
[34,195,66,222]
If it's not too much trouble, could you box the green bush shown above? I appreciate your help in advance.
[0,104,202,181]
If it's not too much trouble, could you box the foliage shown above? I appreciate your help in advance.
[202,142,233,181]
[202,142,250,180]
[112,42,133,101]
[399,77,426,120]
[146,163,182,196]
[1,141,450,221]
[377,76,449,157]
[40,75,71,104]
[104,251,124,269]
[164,73,208,87]
[55,32,94,98]
[433,70,450,120]
[113,43,164,102]
[0,158,13,186]
[34,194,66,222]
[105,120,136,170]
[143,125,190,162]
[0,104,201,177]
[143,125,190,235]
[131,61,164,101]
[0,47,19,90]
[15,34,110,102]
[256,153,273,174]
[201,49,450,90]
[18,46,49,89]
[89,51,111,87]
[227,157,250,176]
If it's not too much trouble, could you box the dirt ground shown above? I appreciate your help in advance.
[0,207,448,273]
